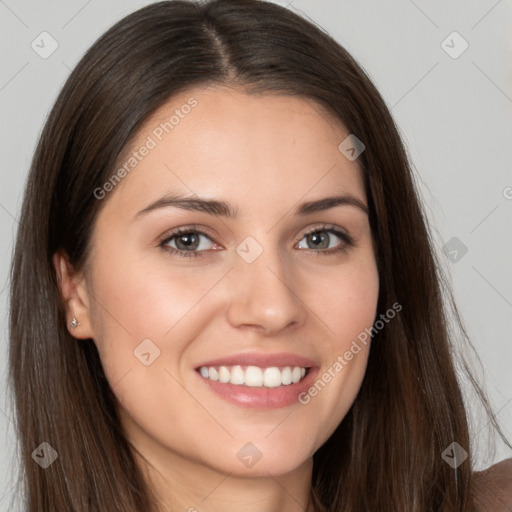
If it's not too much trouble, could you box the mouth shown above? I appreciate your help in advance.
[194,353,318,409]
[197,364,310,388]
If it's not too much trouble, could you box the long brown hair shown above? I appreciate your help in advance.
[8,1,507,510]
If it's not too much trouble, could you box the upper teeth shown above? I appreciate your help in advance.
[199,365,307,388]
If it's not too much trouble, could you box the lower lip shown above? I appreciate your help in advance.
[195,368,319,409]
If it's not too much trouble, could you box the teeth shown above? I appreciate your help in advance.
[281,366,293,385]
[218,366,230,383]
[230,365,245,385]
[264,367,282,388]
[198,365,308,388]
[245,366,263,387]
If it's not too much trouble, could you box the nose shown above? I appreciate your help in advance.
[225,241,307,335]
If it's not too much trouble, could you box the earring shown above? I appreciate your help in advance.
[69,317,80,329]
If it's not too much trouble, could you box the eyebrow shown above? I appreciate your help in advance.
[134,193,368,219]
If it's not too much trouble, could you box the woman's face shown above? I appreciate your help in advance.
[71,86,379,478]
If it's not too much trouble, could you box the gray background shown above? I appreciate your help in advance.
[1,0,511,508]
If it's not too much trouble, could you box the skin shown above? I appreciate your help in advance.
[473,459,512,511]
[54,86,380,512]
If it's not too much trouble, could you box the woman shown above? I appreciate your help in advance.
[8,0,510,510]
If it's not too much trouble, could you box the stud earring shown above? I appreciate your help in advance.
[69,317,80,329]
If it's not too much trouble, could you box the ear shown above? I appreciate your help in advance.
[53,250,95,340]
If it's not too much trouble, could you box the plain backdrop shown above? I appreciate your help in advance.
[0,0,511,509]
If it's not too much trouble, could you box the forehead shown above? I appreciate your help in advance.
[104,86,366,216]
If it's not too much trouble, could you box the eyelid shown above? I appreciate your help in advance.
[158,224,219,245]
[293,223,351,244]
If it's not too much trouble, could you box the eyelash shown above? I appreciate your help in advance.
[159,224,355,259]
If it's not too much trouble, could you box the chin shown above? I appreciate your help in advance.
[202,439,314,478]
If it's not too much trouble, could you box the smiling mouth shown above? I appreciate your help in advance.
[197,365,309,388]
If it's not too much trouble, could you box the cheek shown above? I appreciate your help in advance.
[306,252,379,344]
[85,249,242,413]
[297,254,379,444]
[89,247,214,339]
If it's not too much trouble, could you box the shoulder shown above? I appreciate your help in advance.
[472,458,512,511]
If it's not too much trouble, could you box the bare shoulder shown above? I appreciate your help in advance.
[472,458,512,511]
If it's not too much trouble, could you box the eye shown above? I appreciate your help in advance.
[159,224,354,259]
[296,225,354,255]
[160,227,217,258]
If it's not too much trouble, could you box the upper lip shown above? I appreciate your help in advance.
[195,352,318,369]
